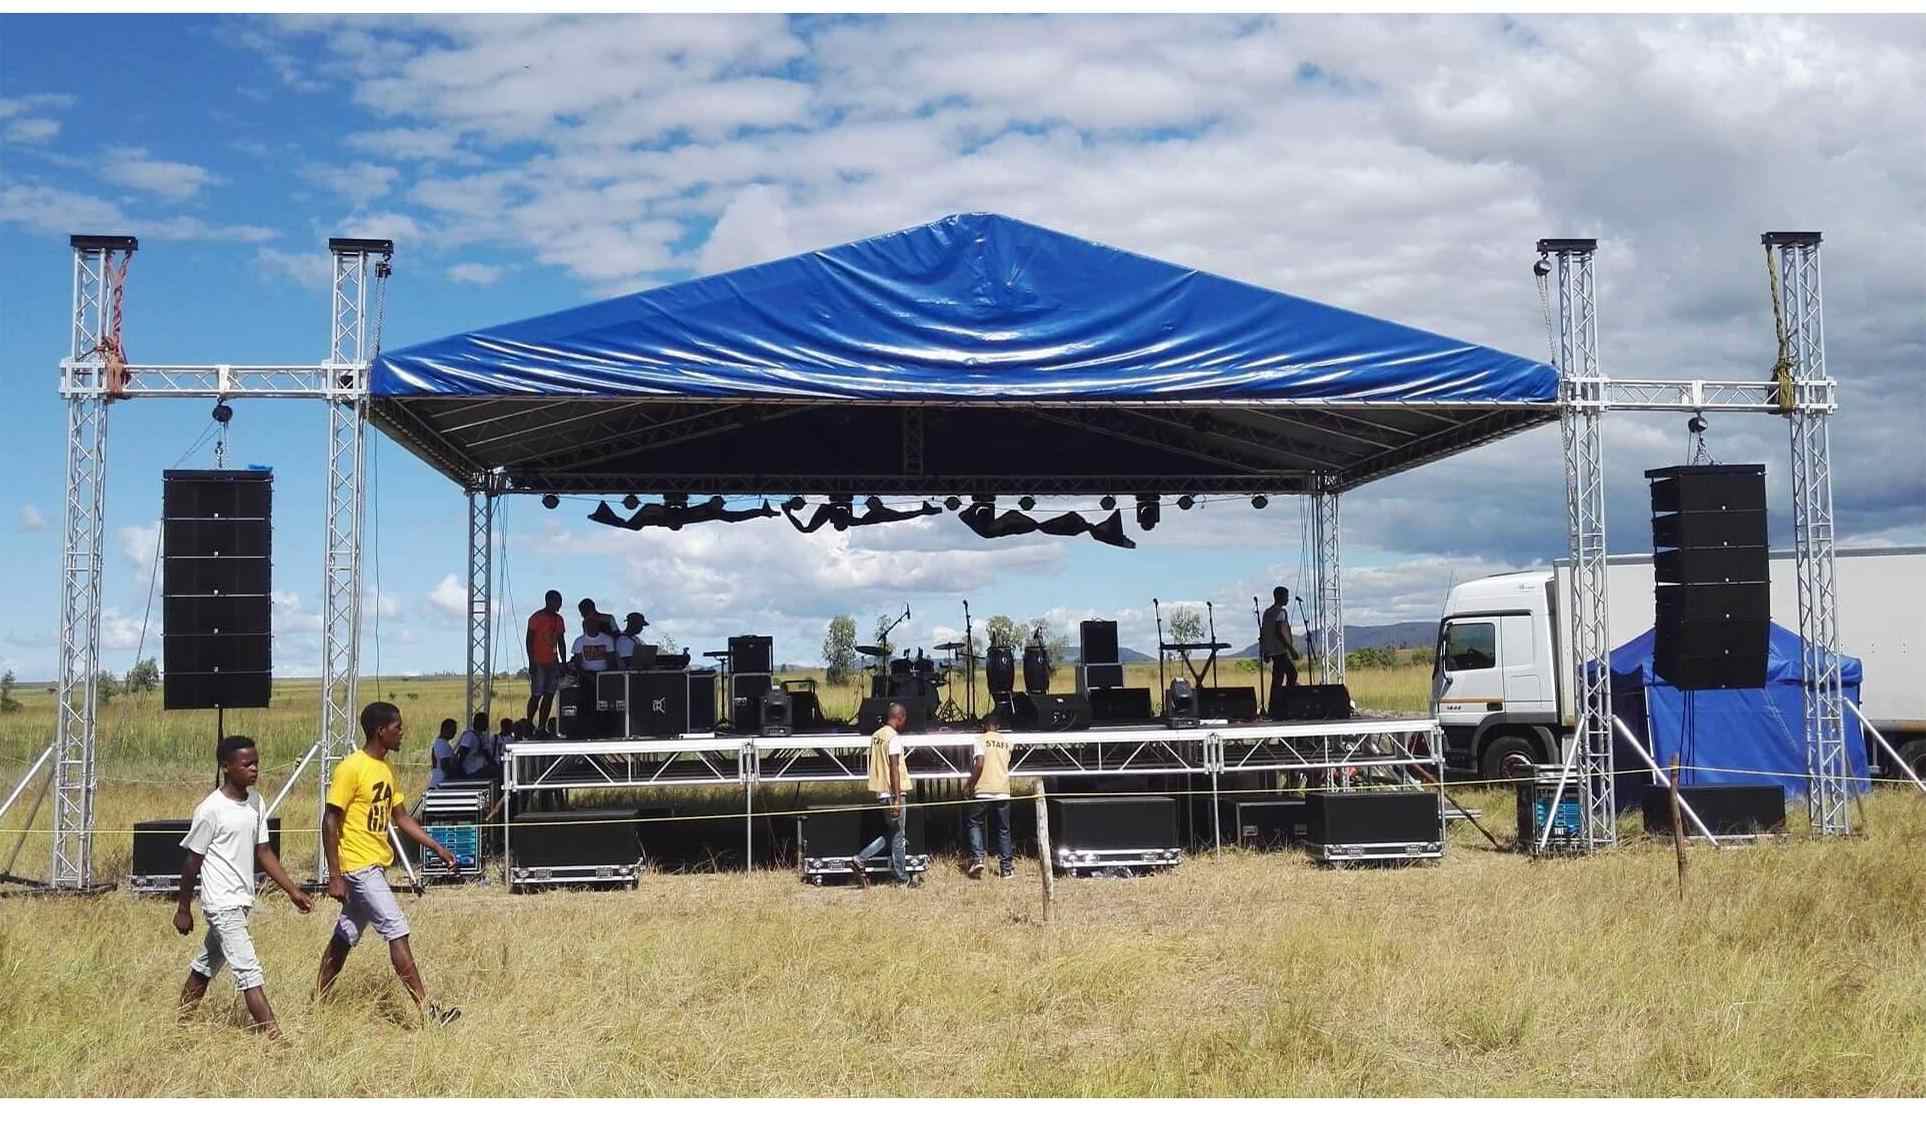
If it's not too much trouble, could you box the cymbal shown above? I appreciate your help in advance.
[933,641,975,652]
[855,644,893,657]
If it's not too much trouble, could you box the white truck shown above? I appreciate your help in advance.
[1431,547,1926,781]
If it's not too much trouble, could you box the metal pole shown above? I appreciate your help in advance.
[0,744,55,823]
[1611,715,1722,846]
[464,485,493,724]
[1,763,57,879]
[264,741,321,818]
[1847,698,1924,795]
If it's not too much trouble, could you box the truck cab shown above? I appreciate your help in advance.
[1432,570,1562,781]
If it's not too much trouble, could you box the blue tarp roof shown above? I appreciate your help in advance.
[1610,622,1868,800]
[373,213,1556,404]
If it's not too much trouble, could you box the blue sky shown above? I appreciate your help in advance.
[4,13,1922,682]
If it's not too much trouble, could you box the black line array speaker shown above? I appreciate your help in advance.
[1641,784,1786,836]
[162,469,272,711]
[1012,691,1092,732]
[1197,685,1259,722]
[1078,620,1120,665]
[1647,464,1768,690]
[1088,686,1155,724]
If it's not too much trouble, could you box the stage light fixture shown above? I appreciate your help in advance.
[944,496,961,511]
[1100,495,1116,511]
[1251,495,1269,510]
[1177,495,1195,511]
[622,494,640,509]
[211,402,234,424]
[541,494,559,510]
[1019,495,1036,511]
[1135,493,1161,531]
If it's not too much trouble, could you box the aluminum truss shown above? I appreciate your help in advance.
[464,485,493,724]
[35,235,391,889]
[1771,233,1850,835]
[1542,231,1848,851]
[1543,238,1616,851]
[1311,487,1345,684]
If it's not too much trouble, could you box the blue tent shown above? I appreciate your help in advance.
[1609,622,1868,799]
[367,213,1558,497]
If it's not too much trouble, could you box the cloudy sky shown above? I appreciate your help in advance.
[2,13,1922,683]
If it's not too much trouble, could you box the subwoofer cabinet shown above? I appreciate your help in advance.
[507,807,642,891]
[128,817,284,894]
[1641,784,1786,838]
[1305,790,1443,864]
[1046,795,1182,874]
[795,804,930,884]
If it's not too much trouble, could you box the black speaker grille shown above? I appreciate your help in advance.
[1078,620,1119,665]
[164,633,271,673]
[163,671,271,710]
[163,469,271,519]
[163,594,270,635]
[164,518,270,559]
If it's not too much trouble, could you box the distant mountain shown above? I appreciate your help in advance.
[1230,620,1437,658]
[1064,646,1156,664]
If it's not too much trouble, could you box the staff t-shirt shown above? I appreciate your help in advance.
[867,725,906,797]
[180,788,270,911]
[974,731,1014,798]
[528,609,566,667]
[326,749,405,873]
[572,632,616,672]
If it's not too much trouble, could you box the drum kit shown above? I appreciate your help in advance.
[857,601,981,722]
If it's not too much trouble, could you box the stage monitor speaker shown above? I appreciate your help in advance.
[162,468,273,711]
[856,696,931,734]
[1078,620,1120,665]
[130,817,283,887]
[730,673,773,732]
[1273,684,1353,722]
[1642,784,1786,836]
[1307,791,1442,847]
[1647,464,1768,691]
[1234,799,1308,850]
[1076,662,1123,692]
[1048,796,1179,852]
[761,687,793,737]
[1197,685,1258,722]
[728,634,773,674]
[1088,686,1154,724]
[509,808,641,869]
[783,688,825,731]
[1012,692,1091,732]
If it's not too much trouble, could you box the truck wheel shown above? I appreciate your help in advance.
[1480,736,1539,783]
[1900,739,1926,782]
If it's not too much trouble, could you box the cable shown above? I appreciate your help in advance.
[369,428,383,699]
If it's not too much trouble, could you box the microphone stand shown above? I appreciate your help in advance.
[1153,598,1167,703]
[1252,596,1265,717]
[1205,601,1220,689]
[962,599,976,721]
[1294,595,1318,686]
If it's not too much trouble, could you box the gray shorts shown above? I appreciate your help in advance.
[530,662,563,697]
[190,906,264,991]
[332,866,410,947]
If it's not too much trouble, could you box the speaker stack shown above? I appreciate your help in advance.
[1647,465,1769,691]
[1076,619,1123,693]
[728,634,773,732]
[162,469,272,710]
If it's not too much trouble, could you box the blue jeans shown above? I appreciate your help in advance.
[967,799,1012,871]
[853,801,908,883]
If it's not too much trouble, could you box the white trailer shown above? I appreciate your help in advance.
[1432,547,1926,780]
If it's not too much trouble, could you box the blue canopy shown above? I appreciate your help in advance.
[1610,622,1869,799]
[367,214,1558,497]
[374,213,1555,404]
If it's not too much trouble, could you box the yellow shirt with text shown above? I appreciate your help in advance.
[974,731,1013,797]
[326,749,406,872]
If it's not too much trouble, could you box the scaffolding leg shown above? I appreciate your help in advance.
[465,487,494,725]
[2,753,58,879]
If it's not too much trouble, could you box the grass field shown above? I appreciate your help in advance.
[4,666,1925,1096]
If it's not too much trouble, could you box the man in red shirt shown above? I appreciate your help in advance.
[526,589,567,731]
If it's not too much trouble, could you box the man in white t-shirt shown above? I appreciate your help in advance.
[172,735,313,1039]
[429,718,458,789]
[571,614,617,674]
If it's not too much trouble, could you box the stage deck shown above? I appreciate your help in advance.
[503,717,1440,793]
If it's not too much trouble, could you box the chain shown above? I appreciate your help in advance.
[1766,245,1796,414]
[1535,258,1558,365]
[371,254,392,360]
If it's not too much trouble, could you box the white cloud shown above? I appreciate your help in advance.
[117,523,159,570]
[100,146,221,202]
[0,183,274,243]
[428,573,468,621]
[303,160,400,208]
[100,607,146,651]
[5,118,59,143]
[697,183,794,275]
[253,247,332,292]
[18,505,46,532]
[271,590,326,636]
[446,261,504,285]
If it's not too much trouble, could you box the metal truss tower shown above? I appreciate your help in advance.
[1311,485,1345,685]
[1769,233,1849,835]
[465,483,494,724]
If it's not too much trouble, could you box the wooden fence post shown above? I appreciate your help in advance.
[1034,780,1055,924]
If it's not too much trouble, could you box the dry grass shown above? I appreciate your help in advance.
[5,671,1925,1096]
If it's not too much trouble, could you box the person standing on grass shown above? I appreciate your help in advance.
[852,702,919,889]
[1261,585,1302,716]
[965,709,1015,879]
[315,701,463,1026]
[526,589,568,731]
[173,735,313,1040]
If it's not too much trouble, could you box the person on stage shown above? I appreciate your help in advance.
[315,702,462,1026]
[965,710,1015,879]
[615,612,653,670]
[852,702,917,888]
[1262,586,1302,714]
[571,612,617,675]
[525,589,568,732]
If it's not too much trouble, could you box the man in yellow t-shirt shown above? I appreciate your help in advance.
[966,709,1016,879]
[314,700,462,1025]
[851,702,917,889]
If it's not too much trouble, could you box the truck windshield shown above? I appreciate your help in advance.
[1441,621,1496,671]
